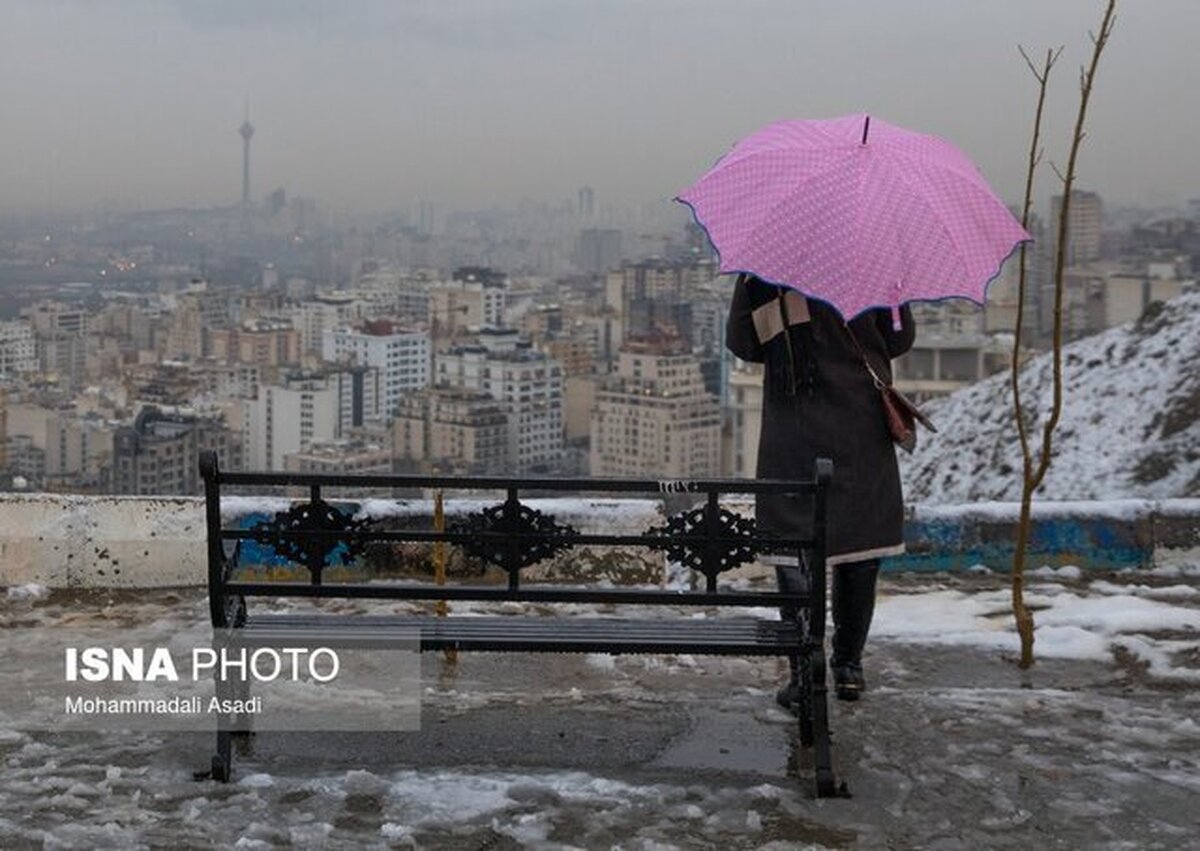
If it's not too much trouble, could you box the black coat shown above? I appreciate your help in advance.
[726,276,916,564]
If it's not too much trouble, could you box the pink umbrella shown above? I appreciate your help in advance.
[677,114,1031,320]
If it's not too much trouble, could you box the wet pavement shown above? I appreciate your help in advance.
[1,573,1198,849]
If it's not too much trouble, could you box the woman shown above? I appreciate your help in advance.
[725,274,915,703]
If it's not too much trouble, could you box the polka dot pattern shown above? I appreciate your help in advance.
[677,114,1031,319]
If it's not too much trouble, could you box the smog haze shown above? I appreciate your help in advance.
[2,0,1196,214]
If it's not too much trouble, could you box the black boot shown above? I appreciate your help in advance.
[774,562,807,714]
[830,560,879,701]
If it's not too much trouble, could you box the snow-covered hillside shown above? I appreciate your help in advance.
[901,290,1200,503]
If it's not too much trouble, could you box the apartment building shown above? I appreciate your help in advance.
[590,337,721,478]
[243,366,381,470]
[294,294,365,356]
[0,321,37,377]
[112,406,240,495]
[727,364,764,479]
[603,259,719,344]
[393,388,509,475]
[322,321,430,419]
[436,329,563,474]
[283,439,393,476]
[428,271,506,337]
[5,402,115,491]
[245,372,341,471]
[209,318,301,368]
[1051,189,1104,265]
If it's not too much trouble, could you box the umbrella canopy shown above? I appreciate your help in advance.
[677,114,1031,320]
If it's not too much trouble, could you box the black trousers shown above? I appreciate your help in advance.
[776,556,880,670]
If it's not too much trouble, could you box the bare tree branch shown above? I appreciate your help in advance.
[1009,45,1059,671]
[1019,45,1064,84]
[1011,0,1116,670]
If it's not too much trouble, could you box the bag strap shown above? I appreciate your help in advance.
[842,323,888,390]
[845,323,938,433]
[777,290,800,396]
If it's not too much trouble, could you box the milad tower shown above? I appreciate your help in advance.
[239,107,255,207]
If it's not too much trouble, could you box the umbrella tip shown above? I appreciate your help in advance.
[861,115,871,145]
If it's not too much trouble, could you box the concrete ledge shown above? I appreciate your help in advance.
[1,494,1197,589]
[890,500,1200,572]
[0,495,206,588]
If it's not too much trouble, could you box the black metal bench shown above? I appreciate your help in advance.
[198,451,842,796]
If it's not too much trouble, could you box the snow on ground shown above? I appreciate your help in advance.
[1,567,1197,848]
[902,289,1200,503]
[873,568,1200,679]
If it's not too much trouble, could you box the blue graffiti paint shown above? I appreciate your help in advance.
[231,503,366,576]
[884,515,1149,573]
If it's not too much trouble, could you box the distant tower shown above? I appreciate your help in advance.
[578,186,595,219]
[239,105,255,207]
[1051,189,1103,265]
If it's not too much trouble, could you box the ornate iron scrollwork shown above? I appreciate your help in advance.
[448,499,579,571]
[248,499,374,580]
[645,505,760,577]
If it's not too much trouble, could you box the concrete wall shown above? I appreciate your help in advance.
[888,500,1200,573]
[0,494,206,588]
[1,494,1198,589]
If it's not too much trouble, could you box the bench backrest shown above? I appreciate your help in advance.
[199,451,831,628]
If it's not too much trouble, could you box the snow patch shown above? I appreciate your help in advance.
[6,583,50,601]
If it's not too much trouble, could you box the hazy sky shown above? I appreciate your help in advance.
[2,0,1196,216]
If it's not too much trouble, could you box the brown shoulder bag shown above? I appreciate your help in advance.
[843,323,936,454]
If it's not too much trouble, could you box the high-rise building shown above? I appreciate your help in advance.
[604,259,718,344]
[578,186,595,219]
[245,372,342,471]
[329,364,383,432]
[243,367,382,471]
[727,365,764,479]
[436,329,563,474]
[590,336,721,478]
[577,228,623,274]
[21,301,90,389]
[0,320,37,378]
[446,267,508,324]
[322,321,430,419]
[112,407,240,495]
[294,294,365,356]
[417,200,436,236]
[159,283,230,362]
[1051,190,1103,265]
[393,388,509,475]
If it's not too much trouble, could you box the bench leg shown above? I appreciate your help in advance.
[806,649,839,797]
[212,727,232,782]
[233,671,255,740]
[210,673,235,782]
[796,648,815,747]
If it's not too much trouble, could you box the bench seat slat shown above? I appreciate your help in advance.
[237,614,800,655]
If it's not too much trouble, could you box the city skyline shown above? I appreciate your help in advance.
[1,1,1198,215]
